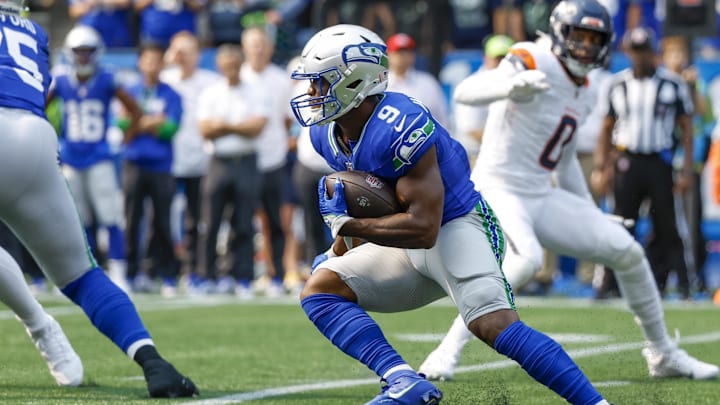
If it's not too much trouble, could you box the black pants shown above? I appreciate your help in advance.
[198,155,260,282]
[257,166,286,281]
[0,221,42,280]
[175,176,202,274]
[292,162,331,262]
[123,162,178,280]
[602,152,689,297]
[684,171,707,291]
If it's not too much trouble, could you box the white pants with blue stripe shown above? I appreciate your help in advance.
[320,200,515,324]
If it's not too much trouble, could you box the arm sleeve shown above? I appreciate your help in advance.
[157,89,183,141]
[452,56,523,106]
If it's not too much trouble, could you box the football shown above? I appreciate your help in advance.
[325,170,401,218]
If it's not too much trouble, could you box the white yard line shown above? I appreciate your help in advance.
[181,330,720,405]
[1,295,715,404]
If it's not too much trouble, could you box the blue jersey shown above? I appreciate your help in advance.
[123,82,182,173]
[53,68,118,169]
[138,3,196,47]
[69,0,133,47]
[311,92,479,224]
[0,15,51,118]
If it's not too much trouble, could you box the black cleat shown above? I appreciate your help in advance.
[142,359,199,398]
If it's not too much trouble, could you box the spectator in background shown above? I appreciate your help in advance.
[448,0,523,49]
[322,0,395,40]
[264,0,315,49]
[597,0,628,49]
[196,45,270,298]
[48,25,141,292]
[360,0,395,40]
[68,0,134,47]
[521,0,553,41]
[452,34,514,162]
[160,31,220,291]
[593,27,694,299]
[625,0,664,44]
[207,0,246,46]
[120,43,183,296]
[386,33,448,127]
[240,27,293,297]
[134,0,205,47]
[662,35,713,294]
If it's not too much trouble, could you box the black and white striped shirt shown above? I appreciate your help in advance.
[606,67,693,154]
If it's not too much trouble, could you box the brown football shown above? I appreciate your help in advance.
[325,171,401,218]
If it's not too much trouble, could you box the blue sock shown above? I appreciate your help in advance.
[107,225,126,260]
[61,267,151,353]
[301,293,406,377]
[494,321,603,405]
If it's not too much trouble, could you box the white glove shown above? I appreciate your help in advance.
[508,70,550,102]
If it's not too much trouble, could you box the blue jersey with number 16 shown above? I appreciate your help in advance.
[53,68,118,169]
[0,14,51,118]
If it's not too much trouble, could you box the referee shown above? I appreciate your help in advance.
[592,27,694,299]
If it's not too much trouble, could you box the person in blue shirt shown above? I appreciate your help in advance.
[120,42,183,296]
[48,25,140,293]
[0,1,197,397]
[68,0,134,48]
[134,0,205,47]
[292,24,610,405]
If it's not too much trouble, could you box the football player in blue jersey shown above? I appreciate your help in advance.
[292,24,610,405]
[47,25,141,292]
[0,3,197,397]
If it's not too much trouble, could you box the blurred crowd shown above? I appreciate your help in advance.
[8,0,720,301]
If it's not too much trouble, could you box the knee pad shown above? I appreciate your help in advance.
[608,241,645,271]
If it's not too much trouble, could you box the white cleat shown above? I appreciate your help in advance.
[418,347,460,381]
[642,346,719,380]
[25,315,84,387]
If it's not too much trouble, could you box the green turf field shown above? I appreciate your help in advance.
[1,295,718,404]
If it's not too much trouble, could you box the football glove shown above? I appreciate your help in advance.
[318,176,352,238]
[508,70,550,102]
[311,246,338,273]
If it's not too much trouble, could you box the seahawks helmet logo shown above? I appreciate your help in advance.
[343,44,389,68]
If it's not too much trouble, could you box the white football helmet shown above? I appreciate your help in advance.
[63,25,105,77]
[290,24,389,126]
[0,0,23,15]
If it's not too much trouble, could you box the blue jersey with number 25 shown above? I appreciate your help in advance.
[0,14,51,118]
[311,92,479,225]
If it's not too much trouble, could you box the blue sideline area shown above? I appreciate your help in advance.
[99,47,720,295]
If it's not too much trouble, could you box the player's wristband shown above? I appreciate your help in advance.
[329,215,352,239]
[116,117,131,131]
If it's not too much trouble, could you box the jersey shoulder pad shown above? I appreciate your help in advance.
[506,41,557,72]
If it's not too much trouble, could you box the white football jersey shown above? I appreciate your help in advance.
[471,41,594,194]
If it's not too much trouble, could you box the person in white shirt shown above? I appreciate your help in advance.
[385,32,449,127]
[419,0,718,383]
[196,44,271,297]
[161,31,221,286]
[240,26,295,297]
